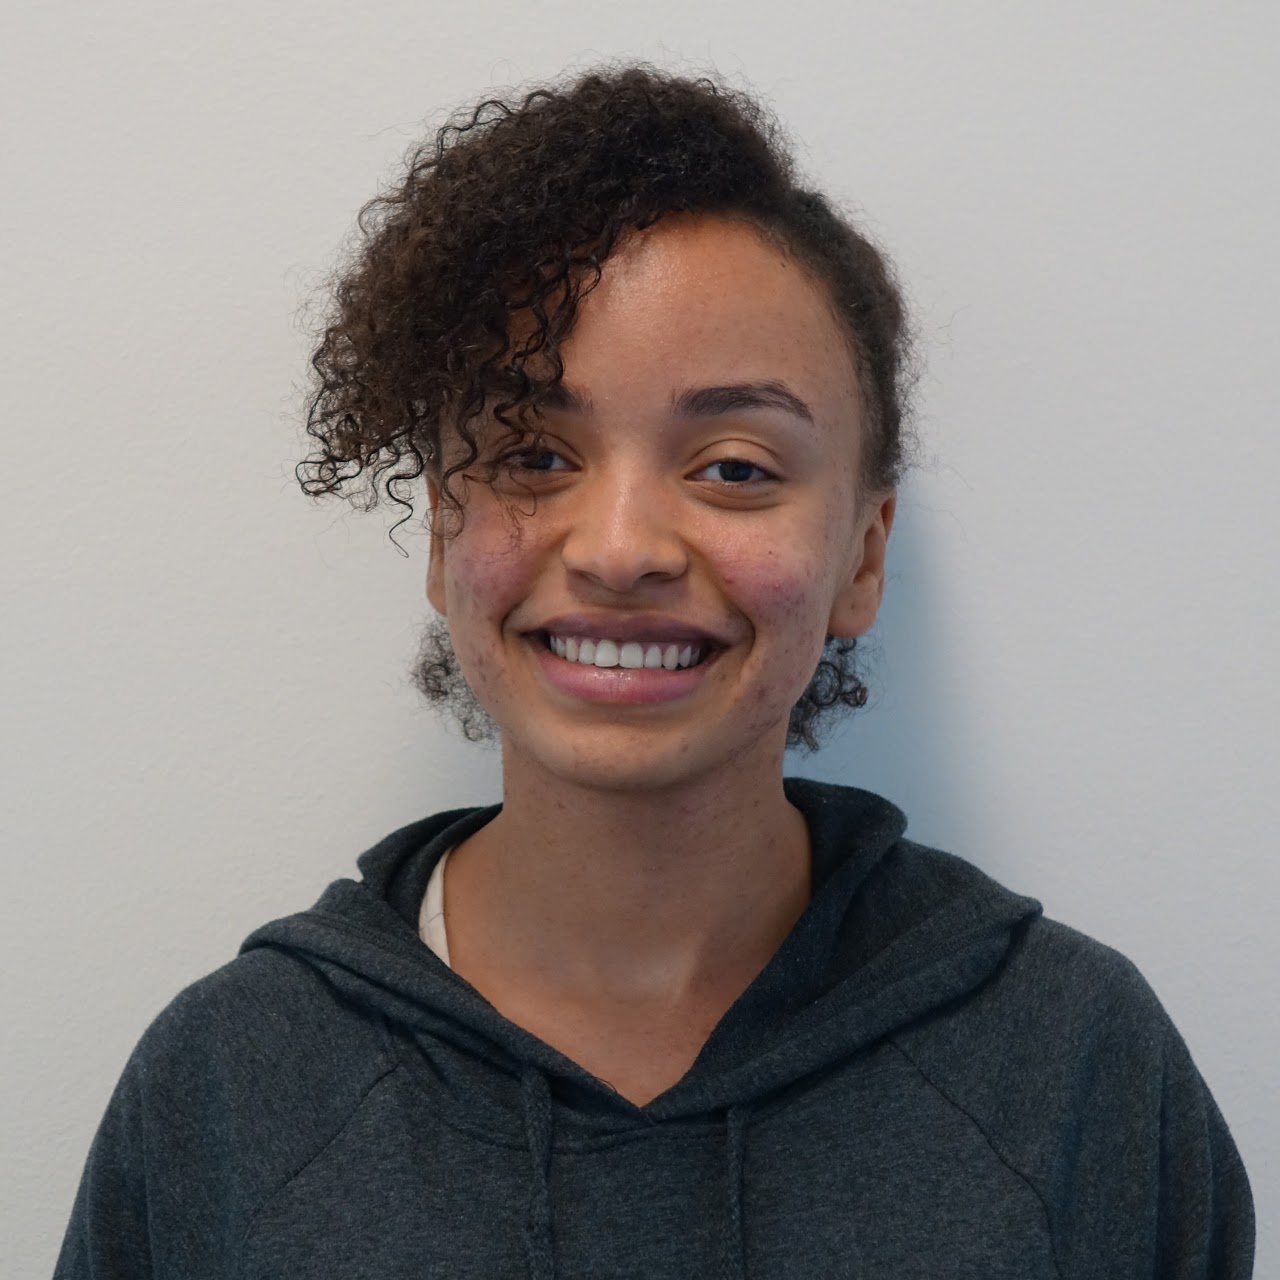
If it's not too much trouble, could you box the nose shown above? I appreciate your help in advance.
[558,465,688,593]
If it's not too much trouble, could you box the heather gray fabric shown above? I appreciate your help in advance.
[55,778,1255,1278]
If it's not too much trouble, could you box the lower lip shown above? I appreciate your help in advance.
[527,636,720,705]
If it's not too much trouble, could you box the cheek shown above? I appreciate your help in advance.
[441,518,532,684]
[717,543,833,638]
[716,544,838,746]
[445,512,530,611]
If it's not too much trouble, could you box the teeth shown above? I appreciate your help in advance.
[547,634,705,670]
[619,642,645,669]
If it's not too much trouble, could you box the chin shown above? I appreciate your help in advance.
[502,716,786,796]
[502,725,718,795]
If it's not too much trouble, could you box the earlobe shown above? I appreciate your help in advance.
[827,490,896,639]
[426,474,447,616]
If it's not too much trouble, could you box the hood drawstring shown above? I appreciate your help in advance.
[520,1066,557,1279]
[519,1067,750,1280]
[721,1104,749,1279]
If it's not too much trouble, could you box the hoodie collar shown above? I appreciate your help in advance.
[240,777,1043,1119]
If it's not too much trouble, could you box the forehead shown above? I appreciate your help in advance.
[538,213,861,424]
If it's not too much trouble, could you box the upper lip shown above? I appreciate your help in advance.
[530,613,729,647]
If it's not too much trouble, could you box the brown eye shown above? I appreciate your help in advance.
[504,448,568,473]
[694,458,776,484]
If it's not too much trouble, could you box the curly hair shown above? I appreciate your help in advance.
[298,62,917,752]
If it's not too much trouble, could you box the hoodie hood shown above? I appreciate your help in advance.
[240,777,1044,1278]
[241,777,1043,1118]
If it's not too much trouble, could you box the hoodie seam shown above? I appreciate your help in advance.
[887,1036,1066,1280]
[653,906,1030,1113]
[235,1055,402,1274]
[388,1033,543,1151]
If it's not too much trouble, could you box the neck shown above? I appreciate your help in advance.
[444,740,812,1008]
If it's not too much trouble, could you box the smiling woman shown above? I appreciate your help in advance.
[423,212,895,800]
[55,64,1254,1280]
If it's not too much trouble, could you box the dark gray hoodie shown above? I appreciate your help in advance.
[55,778,1254,1278]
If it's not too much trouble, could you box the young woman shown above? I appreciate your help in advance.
[57,65,1254,1278]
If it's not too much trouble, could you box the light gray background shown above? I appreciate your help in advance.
[3,2,1275,1273]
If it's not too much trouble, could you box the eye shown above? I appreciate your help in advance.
[501,447,570,474]
[692,457,778,485]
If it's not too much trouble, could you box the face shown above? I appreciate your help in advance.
[426,212,895,794]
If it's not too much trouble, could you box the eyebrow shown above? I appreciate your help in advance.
[674,381,815,424]
[537,379,815,424]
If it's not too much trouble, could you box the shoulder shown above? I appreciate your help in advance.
[59,944,404,1276]
[135,941,395,1094]
[883,833,1171,1043]
[120,945,399,1194]
[890,910,1255,1261]
[879,829,1194,1150]
[891,906,1203,1186]
[896,901,1178,1085]
[999,912,1170,1033]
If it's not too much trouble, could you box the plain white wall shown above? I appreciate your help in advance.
[4,1,1275,1272]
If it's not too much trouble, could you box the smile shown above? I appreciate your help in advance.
[528,630,721,706]
[544,633,707,670]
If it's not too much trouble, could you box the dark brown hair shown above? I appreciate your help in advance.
[298,62,917,751]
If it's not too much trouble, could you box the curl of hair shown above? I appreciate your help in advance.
[298,62,917,751]
[409,617,496,745]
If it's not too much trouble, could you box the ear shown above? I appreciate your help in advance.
[425,472,447,616]
[827,490,897,638]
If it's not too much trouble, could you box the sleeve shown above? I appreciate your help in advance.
[54,1048,156,1279]
[51,977,245,1280]
[1152,1013,1255,1279]
[923,918,1258,1280]
[50,950,392,1280]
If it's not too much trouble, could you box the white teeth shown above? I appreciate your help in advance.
[547,634,707,670]
[619,642,645,669]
